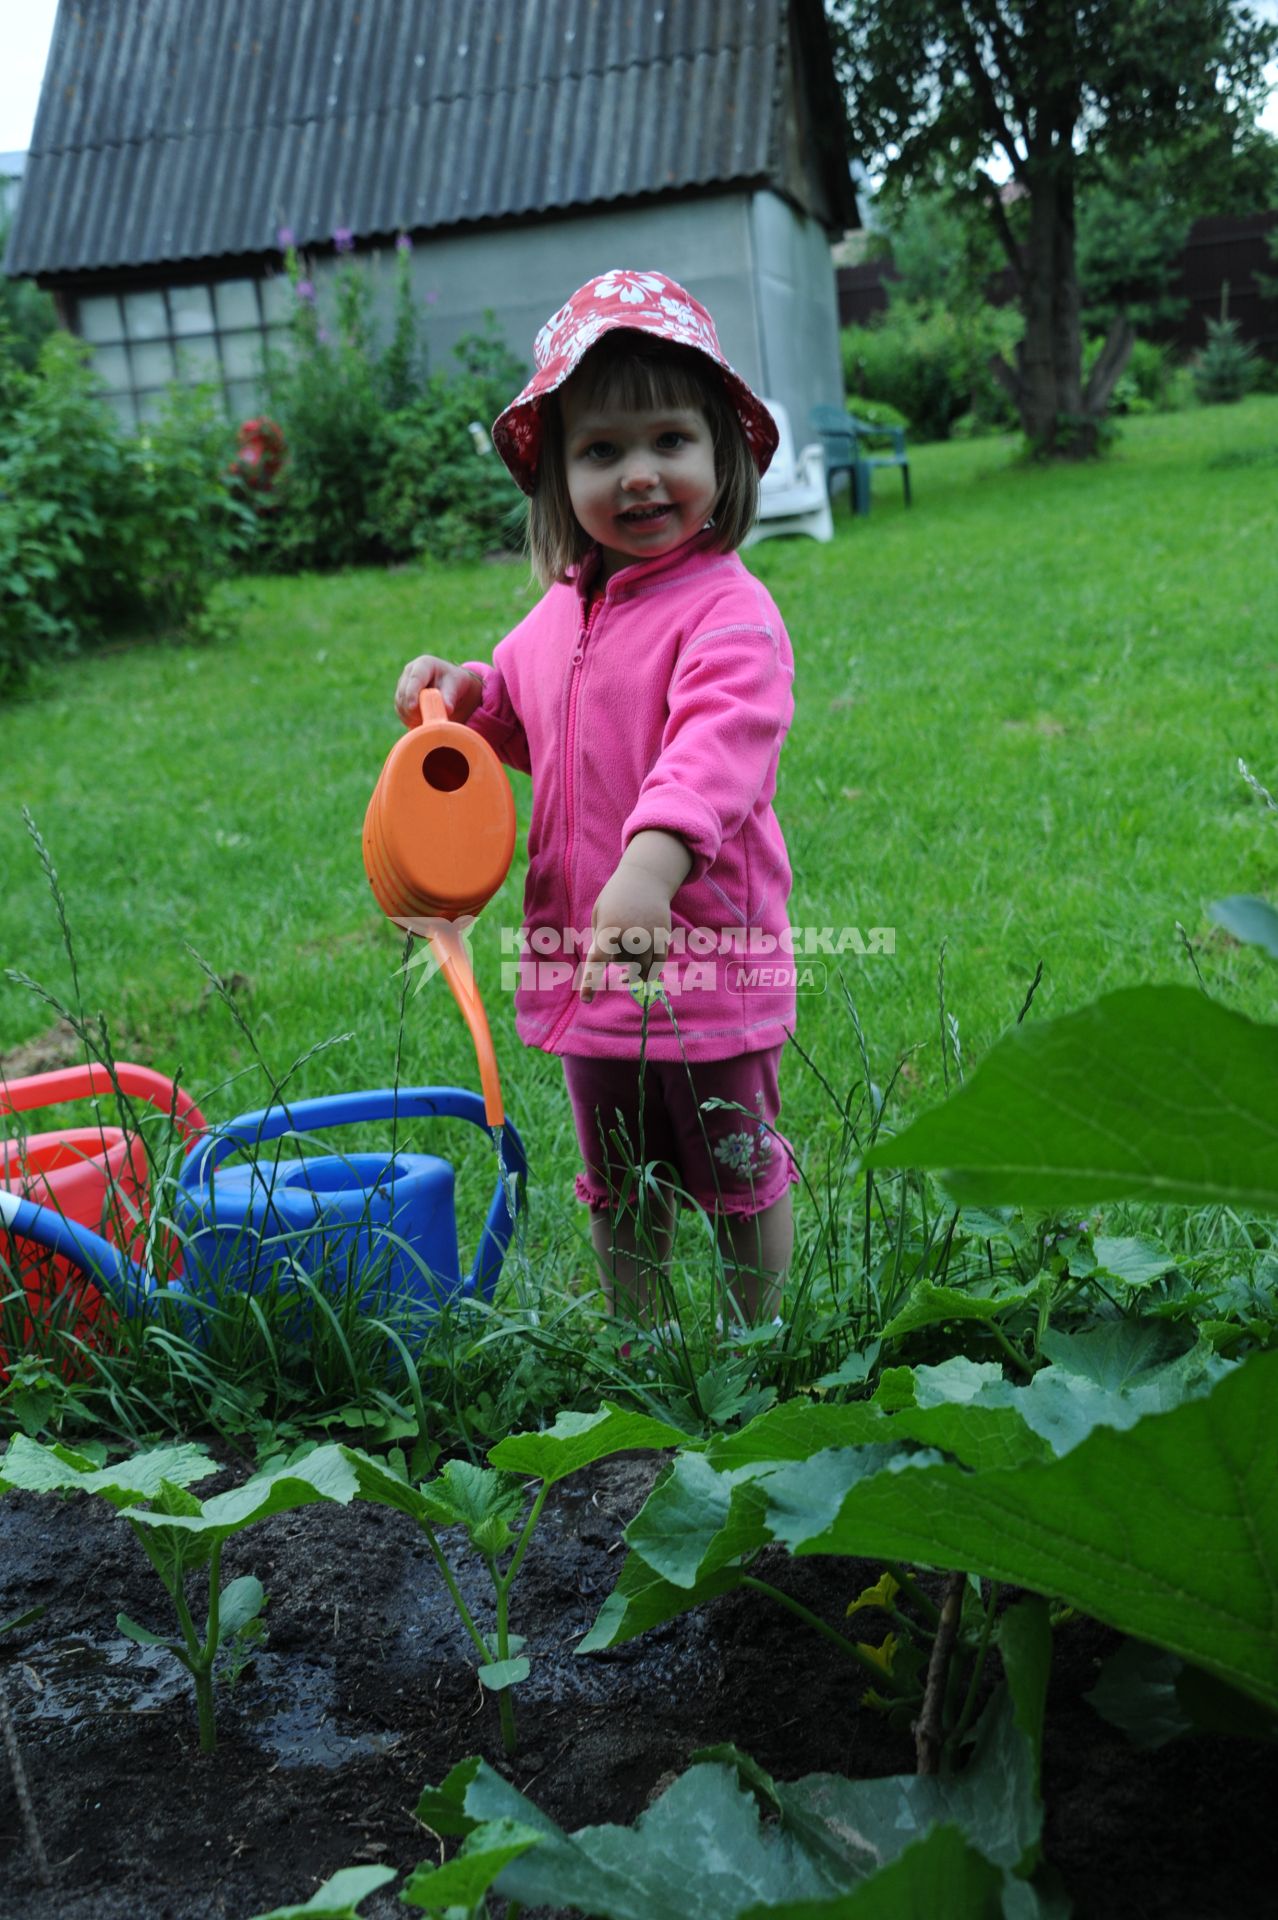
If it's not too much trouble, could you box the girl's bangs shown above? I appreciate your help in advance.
[570,338,712,419]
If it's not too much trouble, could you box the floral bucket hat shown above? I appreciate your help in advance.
[492,268,779,495]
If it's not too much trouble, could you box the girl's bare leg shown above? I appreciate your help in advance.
[591,1188,678,1323]
[715,1185,794,1326]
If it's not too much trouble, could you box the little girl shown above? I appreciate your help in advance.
[395,269,799,1326]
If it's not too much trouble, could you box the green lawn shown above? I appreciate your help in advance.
[4,397,1278,1284]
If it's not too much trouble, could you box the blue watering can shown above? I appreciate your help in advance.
[172,1087,525,1315]
[1,1089,525,1348]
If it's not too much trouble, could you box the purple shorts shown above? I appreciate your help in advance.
[562,1047,799,1220]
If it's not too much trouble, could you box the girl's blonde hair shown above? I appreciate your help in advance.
[527,332,759,587]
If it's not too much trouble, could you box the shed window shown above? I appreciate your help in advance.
[74,274,290,427]
[123,291,169,340]
[79,295,125,343]
[170,286,216,335]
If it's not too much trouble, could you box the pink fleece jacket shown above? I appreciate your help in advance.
[464,532,795,1062]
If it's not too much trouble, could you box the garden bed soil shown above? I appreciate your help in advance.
[1,1451,1274,1919]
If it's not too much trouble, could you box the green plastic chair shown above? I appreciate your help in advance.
[811,405,912,516]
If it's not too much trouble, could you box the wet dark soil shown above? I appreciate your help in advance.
[1,1451,1274,1919]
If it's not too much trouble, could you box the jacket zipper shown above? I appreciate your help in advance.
[544,590,605,1050]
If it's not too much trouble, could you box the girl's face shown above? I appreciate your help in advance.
[559,386,718,581]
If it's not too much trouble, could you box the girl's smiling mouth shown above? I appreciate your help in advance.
[617,503,673,524]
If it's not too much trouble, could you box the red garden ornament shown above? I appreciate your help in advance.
[232,416,287,495]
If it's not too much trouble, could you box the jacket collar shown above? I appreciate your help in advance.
[569,527,723,611]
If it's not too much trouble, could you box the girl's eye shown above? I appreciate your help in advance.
[656,432,686,450]
[584,441,615,460]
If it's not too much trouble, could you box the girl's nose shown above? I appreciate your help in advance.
[620,458,658,492]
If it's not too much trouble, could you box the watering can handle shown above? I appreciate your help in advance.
[0,1189,158,1319]
[418,688,447,725]
[0,1063,206,1143]
[175,1089,526,1302]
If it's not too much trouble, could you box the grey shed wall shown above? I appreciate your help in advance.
[313,190,843,463]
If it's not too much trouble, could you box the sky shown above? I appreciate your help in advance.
[2,0,1277,153]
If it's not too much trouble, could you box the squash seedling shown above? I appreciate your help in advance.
[0,1435,359,1752]
[345,1401,685,1755]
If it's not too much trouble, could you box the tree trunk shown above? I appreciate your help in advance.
[990,160,1132,457]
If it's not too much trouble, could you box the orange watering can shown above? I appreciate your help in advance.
[363,689,516,1128]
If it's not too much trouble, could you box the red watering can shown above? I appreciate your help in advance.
[0,1064,205,1370]
[363,689,516,1129]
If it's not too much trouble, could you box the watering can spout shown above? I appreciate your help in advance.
[424,921,505,1130]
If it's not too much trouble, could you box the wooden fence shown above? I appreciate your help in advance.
[837,209,1278,359]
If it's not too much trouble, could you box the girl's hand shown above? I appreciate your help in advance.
[579,832,692,1004]
[394,655,485,727]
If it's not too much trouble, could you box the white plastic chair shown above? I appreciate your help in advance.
[744,398,834,545]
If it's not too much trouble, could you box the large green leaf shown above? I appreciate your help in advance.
[401,1818,546,1911]
[878,1279,1040,1342]
[488,1402,687,1484]
[760,1353,1278,1710]
[120,1445,358,1546]
[409,1695,1038,1918]
[1209,893,1278,962]
[705,1380,1051,1475]
[576,1547,747,1654]
[864,984,1278,1209]
[0,1436,217,1507]
[247,1864,397,1919]
[738,1825,1005,1917]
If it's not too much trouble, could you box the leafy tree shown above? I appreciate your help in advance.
[868,185,1005,313]
[827,1,1278,456]
[0,209,57,371]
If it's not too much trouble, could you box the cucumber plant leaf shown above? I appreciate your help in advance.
[488,1402,688,1484]
[737,1824,1006,1917]
[122,1446,359,1545]
[217,1574,266,1640]
[246,1864,398,1919]
[1090,1235,1178,1291]
[409,1691,1040,1918]
[878,1279,1040,1342]
[864,984,1278,1210]
[1209,893,1278,961]
[593,1357,1277,1706]
[400,1818,545,1911]
[116,1612,178,1651]
[0,1435,217,1505]
[477,1656,531,1691]
[576,1547,746,1654]
[1085,1639,1277,1750]
[759,1354,1278,1710]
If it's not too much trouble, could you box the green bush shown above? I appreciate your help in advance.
[840,299,1022,442]
[254,243,526,571]
[0,210,57,372]
[370,325,528,563]
[0,332,246,691]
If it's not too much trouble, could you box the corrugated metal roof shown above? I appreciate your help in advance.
[6,0,849,277]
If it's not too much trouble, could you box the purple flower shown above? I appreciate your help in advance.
[276,225,295,250]
[317,326,331,344]
[424,287,439,305]
[396,232,413,253]
[296,279,316,302]
[333,226,355,254]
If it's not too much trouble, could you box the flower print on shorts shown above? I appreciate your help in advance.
[713,1092,775,1180]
